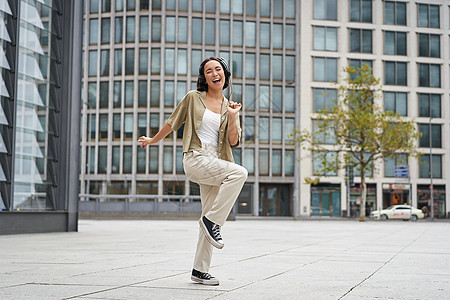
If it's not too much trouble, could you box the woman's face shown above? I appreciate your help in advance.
[203,60,225,91]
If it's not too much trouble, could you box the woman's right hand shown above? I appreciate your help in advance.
[138,136,155,149]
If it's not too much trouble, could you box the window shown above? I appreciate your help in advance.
[139,48,148,74]
[419,124,441,148]
[245,117,254,143]
[138,113,146,137]
[123,146,132,173]
[124,81,133,107]
[165,17,175,43]
[148,146,158,173]
[350,0,372,23]
[286,0,296,19]
[126,17,135,43]
[113,81,121,107]
[165,49,175,75]
[125,48,134,75]
[192,18,202,44]
[98,146,107,173]
[259,149,269,175]
[138,80,147,107]
[285,87,295,112]
[99,114,108,140]
[272,150,282,176]
[285,150,295,176]
[384,61,407,86]
[417,4,439,28]
[384,1,406,25]
[114,49,122,75]
[115,17,123,43]
[233,21,243,46]
[418,64,440,88]
[139,16,148,42]
[89,19,99,45]
[260,54,270,79]
[260,0,270,16]
[99,82,109,108]
[192,0,202,11]
[350,29,372,53]
[88,51,97,76]
[313,88,337,112]
[260,23,270,48]
[349,59,372,80]
[259,85,269,110]
[286,25,295,50]
[384,31,406,55]
[163,146,173,173]
[314,57,337,82]
[314,0,337,21]
[220,20,230,45]
[178,17,187,43]
[259,117,269,143]
[246,0,256,15]
[245,85,255,111]
[285,119,295,144]
[244,149,255,175]
[273,23,283,49]
[419,154,442,178]
[113,113,121,140]
[418,34,440,58]
[101,18,110,44]
[313,120,336,144]
[384,92,407,116]
[100,50,109,76]
[418,94,441,118]
[151,17,161,42]
[313,26,337,51]
[245,22,256,47]
[112,146,120,173]
[272,86,282,112]
[151,49,160,74]
[313,151,338,176]
[272,118,282,143]
[124,114,133,140]
[205,19,215,45]
[385,154,408,177]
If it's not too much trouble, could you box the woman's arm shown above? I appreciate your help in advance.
[138,122,173,149]
[227,101,242,147]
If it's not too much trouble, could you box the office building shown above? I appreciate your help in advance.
[80,0,449,219]
[0,0,83,234]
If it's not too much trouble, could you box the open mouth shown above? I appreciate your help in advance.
[212,78,221,83]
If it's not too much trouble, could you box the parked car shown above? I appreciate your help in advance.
[371,205,424,221]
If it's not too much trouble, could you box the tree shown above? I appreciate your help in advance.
[292,65,421,221]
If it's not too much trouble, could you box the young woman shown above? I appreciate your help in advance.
[138,57,248,286]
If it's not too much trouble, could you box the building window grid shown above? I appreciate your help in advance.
[82,1,298,193]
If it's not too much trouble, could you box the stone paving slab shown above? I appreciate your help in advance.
[0,219,449,299]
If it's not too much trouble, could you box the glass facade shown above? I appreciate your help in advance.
[0,0,82,233]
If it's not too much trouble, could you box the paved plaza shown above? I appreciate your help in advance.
[1,219,449,299]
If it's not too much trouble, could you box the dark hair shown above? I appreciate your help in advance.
[197,57,231,92]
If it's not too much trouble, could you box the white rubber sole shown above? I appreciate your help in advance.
[199,218,224,249]
[191,275,220,286]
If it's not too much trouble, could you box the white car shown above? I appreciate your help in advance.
[371,205,425,221]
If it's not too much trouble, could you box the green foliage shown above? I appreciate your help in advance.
[290,64,421,220]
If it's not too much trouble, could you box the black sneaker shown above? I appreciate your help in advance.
[191,269,219,286]
[199,216,224,249]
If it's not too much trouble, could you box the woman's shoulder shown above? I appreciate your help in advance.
[185,90,205,98]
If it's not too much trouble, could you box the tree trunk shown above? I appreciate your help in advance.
[359,172,367,222]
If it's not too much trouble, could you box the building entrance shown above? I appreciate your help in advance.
[382,183,410,208]
[259,184,291,216]
[311,184,341,217]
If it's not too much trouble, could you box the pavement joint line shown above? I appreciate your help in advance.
[337,228,428,300]
[61,270,189,300]
[205,226,424,299]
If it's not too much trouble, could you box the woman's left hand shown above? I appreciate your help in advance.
[227,101,242,115]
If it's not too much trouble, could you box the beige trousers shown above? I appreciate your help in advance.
[183,144,248,273]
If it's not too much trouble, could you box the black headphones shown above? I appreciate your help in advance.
[197,57,231,90]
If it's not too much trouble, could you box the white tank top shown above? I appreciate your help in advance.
[197,109,221,147]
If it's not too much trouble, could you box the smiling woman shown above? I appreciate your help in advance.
[137,57,247,286]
